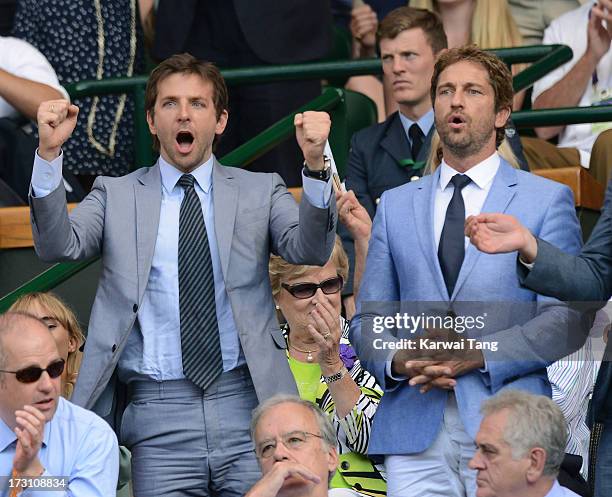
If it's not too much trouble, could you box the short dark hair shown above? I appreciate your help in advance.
[377,6,447,55]
[430,45,513,146]
[145,53,229,151]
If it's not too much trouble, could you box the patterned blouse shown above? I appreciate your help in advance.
[283,317,386,495]
[12,0,145,176]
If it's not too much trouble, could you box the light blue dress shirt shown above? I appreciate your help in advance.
[0,397,118,497]
[398,109,434,148]
[31,152,332,381]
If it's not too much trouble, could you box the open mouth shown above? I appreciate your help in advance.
[175,131,195,154]
[448,115,466,129]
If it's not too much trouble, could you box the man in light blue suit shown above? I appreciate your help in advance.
[349,46,588,497]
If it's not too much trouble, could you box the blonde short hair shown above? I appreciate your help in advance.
[10,292,85,399]
[269,236,349,299]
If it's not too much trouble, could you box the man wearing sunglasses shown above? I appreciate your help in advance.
[0,312,118,496]
[246,395,338,497]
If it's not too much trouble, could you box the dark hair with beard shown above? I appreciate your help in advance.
[430,45,513,149]
[377,6,447,55]
[145,53,229,152]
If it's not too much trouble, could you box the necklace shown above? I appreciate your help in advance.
[87,0,137,158]
[288,338,319,363]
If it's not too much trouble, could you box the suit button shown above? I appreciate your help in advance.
[112,344,117,352]
[410,175,420,182]
[133,304,138,313]
[375,197,380,205]
[341,461,350,470]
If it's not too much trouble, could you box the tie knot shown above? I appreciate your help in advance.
[450,174,471,191]
[178,174,196,190]
[408,123,424,141]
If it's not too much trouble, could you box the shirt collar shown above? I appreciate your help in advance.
[159,154,215,195]
[439,152,500,191]
[398,108,434,140]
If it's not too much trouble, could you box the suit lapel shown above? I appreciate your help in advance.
[417,126,436,163]
[452,159,518,298]
[380,112,412,167]
[413,168,448,299]
[135,163,163,298]
[212,160,238,280]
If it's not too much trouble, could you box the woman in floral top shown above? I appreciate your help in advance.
[269,236,385,496]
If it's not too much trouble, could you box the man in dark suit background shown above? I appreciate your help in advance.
[466,179,612,497]
[153,0,332,188]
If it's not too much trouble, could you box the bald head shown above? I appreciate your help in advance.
[0,312,56,369]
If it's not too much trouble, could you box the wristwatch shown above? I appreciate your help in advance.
[303,155,331,181]
[323,365,348,384]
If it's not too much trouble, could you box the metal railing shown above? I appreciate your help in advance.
[2,43,606,309]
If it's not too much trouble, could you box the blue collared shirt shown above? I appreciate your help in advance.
[0,397,118,497]
[398,109,434,149]
[31,151,331,380]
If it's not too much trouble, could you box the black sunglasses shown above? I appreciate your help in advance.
[0,359,65,384]
[281,275,344,299]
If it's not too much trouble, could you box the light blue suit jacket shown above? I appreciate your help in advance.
[350,159,587,456]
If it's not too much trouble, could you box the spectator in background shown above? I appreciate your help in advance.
[469,390,580,497]
[507,0,582,45]
[410,0,525,110]
[0,312,119,496]
[9,292,84,399]
[0,35,75,205]
[12,0,146,189]
[9,291,134,497]
[269,237,385,495]
[547,341,595,495]
[153,0,332,188]
[520,1,612,186]
[351,0,525,116]
[246,396,339,497]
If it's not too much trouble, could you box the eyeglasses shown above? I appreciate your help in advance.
[0,359,65,383]
[256,430,323,459]
[281,276,344,299]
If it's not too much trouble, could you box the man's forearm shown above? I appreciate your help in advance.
[0,69,64,121]
[533,51,598,140]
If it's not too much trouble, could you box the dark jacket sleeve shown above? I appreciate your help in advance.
[519,179,612,302]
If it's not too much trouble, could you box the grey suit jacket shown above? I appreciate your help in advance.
[30,160,336,424]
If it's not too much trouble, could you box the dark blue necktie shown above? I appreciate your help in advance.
[409,123,425,160]
[178,174,223,391]
[438,174,472,297]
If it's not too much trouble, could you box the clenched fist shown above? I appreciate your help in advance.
[37,100,79,162]
[294,111,331,171]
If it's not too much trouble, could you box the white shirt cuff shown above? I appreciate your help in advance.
[386,350,407,381]
[301,172,332,209]
[31,149,63,198]
[518,255,535,271]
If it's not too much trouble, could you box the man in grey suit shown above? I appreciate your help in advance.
[29,54,337,497]
[466,179,612,497]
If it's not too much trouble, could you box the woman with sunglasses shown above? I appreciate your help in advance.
[9,292,84,399]
[269,236,385,496]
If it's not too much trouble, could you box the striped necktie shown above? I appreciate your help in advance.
[178,174,223,390]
